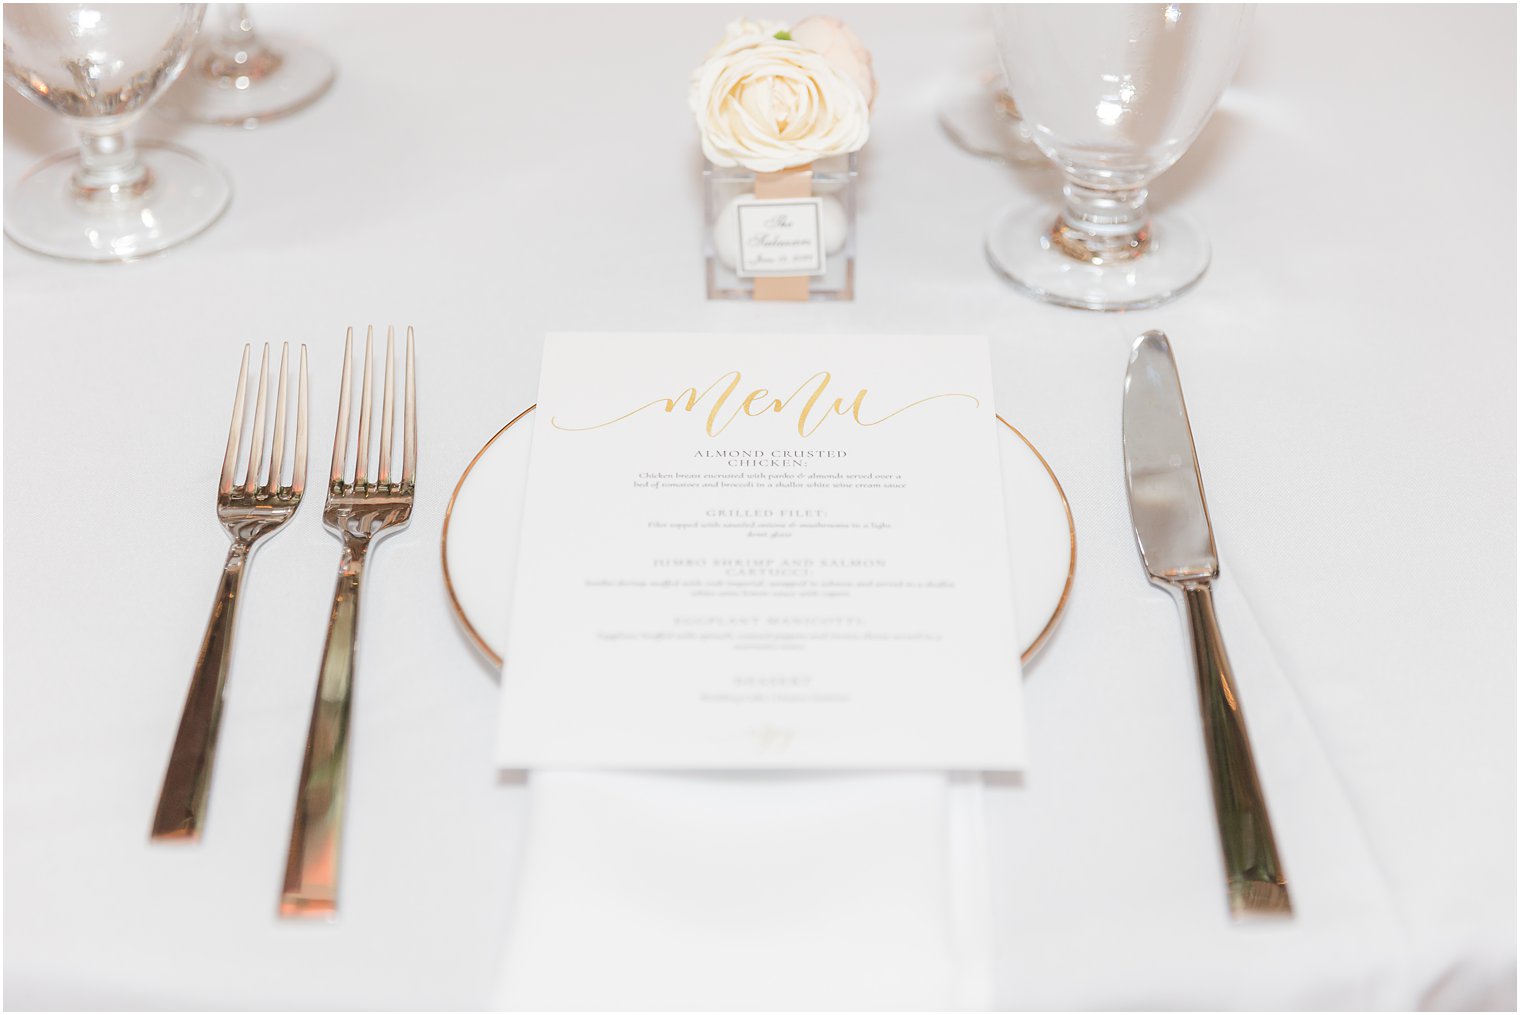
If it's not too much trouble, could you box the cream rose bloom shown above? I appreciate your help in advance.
[690,21,871,173]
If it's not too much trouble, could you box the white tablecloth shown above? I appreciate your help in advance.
[4,4,1514,1009]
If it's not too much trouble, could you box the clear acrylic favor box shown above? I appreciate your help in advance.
[703,153,857,301]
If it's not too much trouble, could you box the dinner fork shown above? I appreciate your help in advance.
[281,325,415,918]
[152,342,309,841]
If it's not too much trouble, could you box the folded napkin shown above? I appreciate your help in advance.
[494,771,995,1010]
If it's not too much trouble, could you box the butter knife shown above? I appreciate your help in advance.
[1122,330,1291,919]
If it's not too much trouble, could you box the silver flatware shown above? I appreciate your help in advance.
[153,343,309,841]
[281,325,415,918]
[1122,330,1290,919]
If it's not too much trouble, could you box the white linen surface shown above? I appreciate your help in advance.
[3,4,1514,1010]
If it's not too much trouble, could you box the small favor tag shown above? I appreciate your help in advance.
[734,197,827,279]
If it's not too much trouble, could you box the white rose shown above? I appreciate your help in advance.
[689,31,871,173]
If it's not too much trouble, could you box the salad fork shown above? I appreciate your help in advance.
[281,325,415,918]
[152,342,309,841]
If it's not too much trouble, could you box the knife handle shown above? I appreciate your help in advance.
[1179,582,1291,919]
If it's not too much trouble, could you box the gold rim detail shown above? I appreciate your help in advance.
[441,407,1077,671]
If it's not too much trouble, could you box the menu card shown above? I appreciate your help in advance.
[498,333,1025,769]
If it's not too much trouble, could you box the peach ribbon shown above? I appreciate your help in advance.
[752,165,814,302]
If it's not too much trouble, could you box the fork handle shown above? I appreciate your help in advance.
[1179,582,1291,919]
[151,542,250,841]
[281,538,368,918]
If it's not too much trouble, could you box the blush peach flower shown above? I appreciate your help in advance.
[789,15,877,109]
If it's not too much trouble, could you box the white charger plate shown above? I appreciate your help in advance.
[442,407,1076,671]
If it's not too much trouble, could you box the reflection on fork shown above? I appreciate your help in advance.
[280,325,416,918]
[152,342,309,842]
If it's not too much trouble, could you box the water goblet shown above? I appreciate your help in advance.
[3,3,231,262]
[157,4,334,128]
[987,4,1253,310]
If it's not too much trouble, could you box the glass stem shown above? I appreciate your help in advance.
[1051,178,1152,264]
[71,126,152,205]
[204,4,281,82]
[219,4,259,57]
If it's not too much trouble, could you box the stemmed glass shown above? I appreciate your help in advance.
[987,4,1253,310]
[157,4,334,128]
[3,3,230,262]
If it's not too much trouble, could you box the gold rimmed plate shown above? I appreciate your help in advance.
[442,407,1076,672]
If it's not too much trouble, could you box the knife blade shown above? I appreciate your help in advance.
[1122,330,1291,920]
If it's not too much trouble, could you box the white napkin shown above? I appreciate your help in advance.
[493,771,995,1010]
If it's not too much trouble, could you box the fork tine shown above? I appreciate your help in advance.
[378,326,396,485]
[355,326,375,487]
[329,328,353,487]
[402,326,417,485]
[243,344,271,495]
[269,343,290,492]
[220,345,251,496]
[293,345,309,495]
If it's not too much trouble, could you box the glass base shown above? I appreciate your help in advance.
[157,35,335,128]
[986,201,1210,311]
[937,72,1047,166]
[4,141,231,262]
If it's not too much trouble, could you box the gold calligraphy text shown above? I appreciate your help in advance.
[550,371,980,438]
